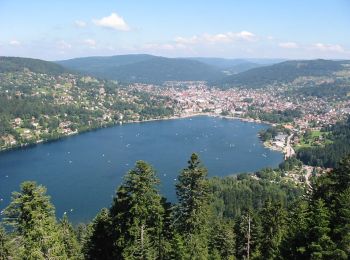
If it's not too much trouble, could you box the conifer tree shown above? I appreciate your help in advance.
[331,156,350,192]
[280,199,309,259]
[84,208,114,260]
[110,161,164,259]
[307,198,335,259]
[208,218,236,259]
[236,208,262,260]
[309,156,350,258]
[170,232,190,260]
[174,153,210,259]
[0,225,11,260]
[59,214,83,259]
[158,198,174,259]
[333,188,350,258]
[3,181,67,259]
[260,200,286,260]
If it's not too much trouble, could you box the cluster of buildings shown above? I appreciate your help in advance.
[2,71,350,152]
[132,82,350,130]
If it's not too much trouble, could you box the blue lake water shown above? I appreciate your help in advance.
[0,116,283,223]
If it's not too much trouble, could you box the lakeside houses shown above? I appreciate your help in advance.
[1,69,350,152]
[132,82,350,129]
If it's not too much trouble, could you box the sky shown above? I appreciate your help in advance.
[0,0,350,60]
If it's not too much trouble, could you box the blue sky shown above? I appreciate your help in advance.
[0,0,349,60]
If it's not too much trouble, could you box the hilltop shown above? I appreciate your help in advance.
[0,56,70,75]
[56,54,225,84]
[57,55,350,89]
[217,59,350,88]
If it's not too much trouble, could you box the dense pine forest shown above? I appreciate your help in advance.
[0,153,349,259]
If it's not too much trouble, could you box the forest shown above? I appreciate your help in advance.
[246,109,302,124]
[297,118,350,168]
[1,153,349,259]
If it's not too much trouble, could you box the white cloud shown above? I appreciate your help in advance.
[279,42,299,49]
[75,20,87,27]
[174,31,256,45]
[93,13,130,31]
[174,36,199,45]
[9,40,21,46]
[203,33,231,43]
[57,40,72,50]
[235,31,256,41]
[312,43,345,53]
[84,39,96,48]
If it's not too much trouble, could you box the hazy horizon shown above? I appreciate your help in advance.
[1,53,348,63]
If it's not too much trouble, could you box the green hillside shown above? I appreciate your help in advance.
[57,54,225,84]
[217,59,350,88]
[0,56,69,75]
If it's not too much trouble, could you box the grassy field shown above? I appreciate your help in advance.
[295,129,332,150]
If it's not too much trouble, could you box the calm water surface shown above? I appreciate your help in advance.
[0,116,283,223]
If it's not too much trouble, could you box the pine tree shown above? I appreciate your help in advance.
[3,181,67,259]
[333,188,350,258]
[84,208,114,260]
[158,198,174,259]
[280,199,309,259]
[260,200,286,260]
[171,232,190,260]
[236,209,262,260]
[110,161,164,259]
[307,198,335,259]
[0,225,11,260]
[173,153,211,259]
[59,214,83,259]
[309,157,350,258]
[331,156,350,192]
[208,218,236,260]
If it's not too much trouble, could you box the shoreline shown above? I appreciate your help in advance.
[0,112,281,155]
[125,113,274,126]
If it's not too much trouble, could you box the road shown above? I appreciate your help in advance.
[284,134,295,159]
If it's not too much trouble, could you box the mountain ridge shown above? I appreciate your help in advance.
[2,56,350,89]
[216,59,350,88]
[56,54,226,83]
[0,56,70,75]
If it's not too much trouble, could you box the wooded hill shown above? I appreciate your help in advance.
[56,54,226,83]
[3,55,350,90]
[0,56,70,75]
[217,59,350,88]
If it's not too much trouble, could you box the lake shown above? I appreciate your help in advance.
[0,116,283,223]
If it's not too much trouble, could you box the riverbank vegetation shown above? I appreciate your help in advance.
[259,125,290,142]
[1,153,349,259]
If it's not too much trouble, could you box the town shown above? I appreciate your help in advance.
[2,67,350,161]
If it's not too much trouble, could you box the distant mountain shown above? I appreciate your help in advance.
[189,57,263,75]
[5,56,348,90]
[217,59,350,88]
[56,54,154,73]
[244,58,287,65]
[57,54,225,84]
[189,57,254,68]
[0,56,69,75]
